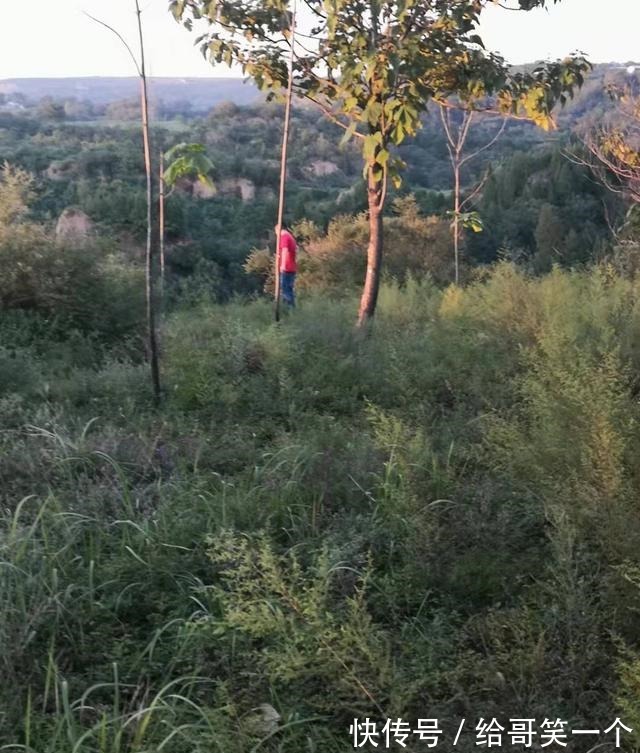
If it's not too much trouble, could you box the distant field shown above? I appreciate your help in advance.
[0,76,261,109]
[66,118,194,131]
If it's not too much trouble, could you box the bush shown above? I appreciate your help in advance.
[244,195,456,297]
[0,223,145,341]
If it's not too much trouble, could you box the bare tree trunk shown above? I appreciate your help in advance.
[136,0,161,403]
[357,167,384,327]
[159,150,165,297]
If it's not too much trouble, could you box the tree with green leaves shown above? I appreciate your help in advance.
[160,143,215,290]
[534,202,565,271]
[163,143,216,189]
[37,98,66,123]
[170,0,588,325]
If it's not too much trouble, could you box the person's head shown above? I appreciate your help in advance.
[274,221,291,235]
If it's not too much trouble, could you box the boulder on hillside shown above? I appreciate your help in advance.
[192,180,217,199]
[307,160,339,177]
[46,160,76,181]
[56,207,94,243]
[171,177,218,200]
[218,177,256,203]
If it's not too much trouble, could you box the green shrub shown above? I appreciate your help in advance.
[0,224,145,341]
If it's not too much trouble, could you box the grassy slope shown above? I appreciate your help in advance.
[3,267,640,750]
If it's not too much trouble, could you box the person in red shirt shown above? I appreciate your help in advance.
[276,222,297,308]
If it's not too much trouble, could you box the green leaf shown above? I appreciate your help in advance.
[339,121,358,147]
[363,134,379,161]
[376,148,390,166]
[164,143,215,189]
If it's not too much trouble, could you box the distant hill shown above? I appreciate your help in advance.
[0,77,260,111]
[1,63,638,122]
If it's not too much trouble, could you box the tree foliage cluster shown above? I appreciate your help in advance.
[470,145,619,269]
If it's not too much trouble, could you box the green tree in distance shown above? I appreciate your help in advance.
[0,163,35,228]
[163,143,216,190]
[534,202,565,271]
[170,0,589,325]
[160,143,215,290]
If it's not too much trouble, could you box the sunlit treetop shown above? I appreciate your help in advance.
[170,0,589,184]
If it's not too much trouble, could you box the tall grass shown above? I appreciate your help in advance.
[3,265,640,749]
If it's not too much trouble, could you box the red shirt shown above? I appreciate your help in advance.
[279,229,297,273]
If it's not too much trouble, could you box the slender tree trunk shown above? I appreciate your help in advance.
[357,167,384,327]
[453,161,460,286]
[159,150,165,297]
[136,0,161,403]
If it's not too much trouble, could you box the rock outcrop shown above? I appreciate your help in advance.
[218,177,256,202]
[192,180,217,199]
[46,160,76,181]
[56,208,93,242]
[307,160,339,177]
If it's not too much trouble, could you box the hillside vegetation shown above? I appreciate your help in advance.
[0,69,632,296]
[4,261,640,749]
[2,54,640,750]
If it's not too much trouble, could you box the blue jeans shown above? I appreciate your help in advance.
[280,272,296,307]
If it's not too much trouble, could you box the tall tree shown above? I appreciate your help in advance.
[534,202,565,271]
[170,0,588,326]
[136,0,161,403]
[87,3,161,401]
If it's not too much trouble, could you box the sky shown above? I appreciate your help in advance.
[1,0,639,80]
